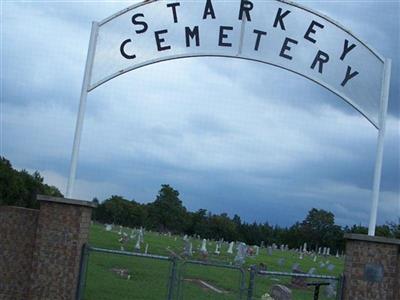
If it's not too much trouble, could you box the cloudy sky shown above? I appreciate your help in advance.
[2,0,399,227]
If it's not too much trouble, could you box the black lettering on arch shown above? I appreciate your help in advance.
[239,0,254,21]
[155,29,171,51]
[219,26,233,47]
[166,2,180,23]
[279,37,298,60]
[120,39,136,59]
[273,8,291,30]
[311,50,330,73]
[185,26,200,47]
[203,0,216,19]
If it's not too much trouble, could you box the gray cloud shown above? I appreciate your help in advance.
[2,0,399,227]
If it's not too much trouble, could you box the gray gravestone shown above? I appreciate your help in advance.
[184,240,192,256]
[270,284,292,300]
[277,258,285,266]
[234,243,247,266]
[324,280,337,298]
[291,263,300,271]
[308,267,316,274]
[327,264,335,272]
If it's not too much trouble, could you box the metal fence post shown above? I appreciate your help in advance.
[336,274,345,300]
[76,243,90,300]
[167,257,177,300]
[247,265,257,300]
[239,268,246,300]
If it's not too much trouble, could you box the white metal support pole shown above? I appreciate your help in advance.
[66,22,99,198]
[368,59,392,236]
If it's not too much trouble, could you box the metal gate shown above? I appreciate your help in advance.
[77,244,344,300]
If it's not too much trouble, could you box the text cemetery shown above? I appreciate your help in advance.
[120,0,358,87]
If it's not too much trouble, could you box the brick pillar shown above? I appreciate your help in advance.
[343,233,400,300]
[0,206,39,299]
[29,195,96,300]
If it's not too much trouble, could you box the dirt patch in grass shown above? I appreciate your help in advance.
[184,278,228,294]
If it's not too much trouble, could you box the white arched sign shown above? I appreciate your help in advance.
[66,0,391,236]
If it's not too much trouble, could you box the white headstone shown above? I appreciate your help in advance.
[227,242,234,254]
[105,224,112,231]
[139,227,144,243]
[214,243,220,255]
[200,239,207,253]
[135,236,141,251]
[303,242,307,253]
[313,255,317,262]
[299,252,303,260]
[145,243,149,254]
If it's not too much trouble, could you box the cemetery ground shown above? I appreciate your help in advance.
[83,224,344,300]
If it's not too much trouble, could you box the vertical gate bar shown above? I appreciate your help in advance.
[239,268,246,300]
[176,262,183,300]
[247,265,257,300]
[336,275,345,300]
[76,243,90,300]
[167,257,177,300]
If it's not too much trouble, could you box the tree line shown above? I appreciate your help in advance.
[93,184,399,252]
[1,156,399,252]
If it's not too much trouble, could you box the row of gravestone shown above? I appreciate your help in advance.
[105,224,342,272]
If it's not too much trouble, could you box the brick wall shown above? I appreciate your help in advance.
[343,234,400,300]
[0,206,39,299]
[0,195,95,300]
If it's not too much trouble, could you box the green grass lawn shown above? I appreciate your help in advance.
[83,223,344,300]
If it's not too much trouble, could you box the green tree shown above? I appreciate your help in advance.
[148,184,187,232]
[0,157,63,208]
[300,208,343,251]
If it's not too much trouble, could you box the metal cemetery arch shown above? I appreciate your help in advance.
[66,0,391,236]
